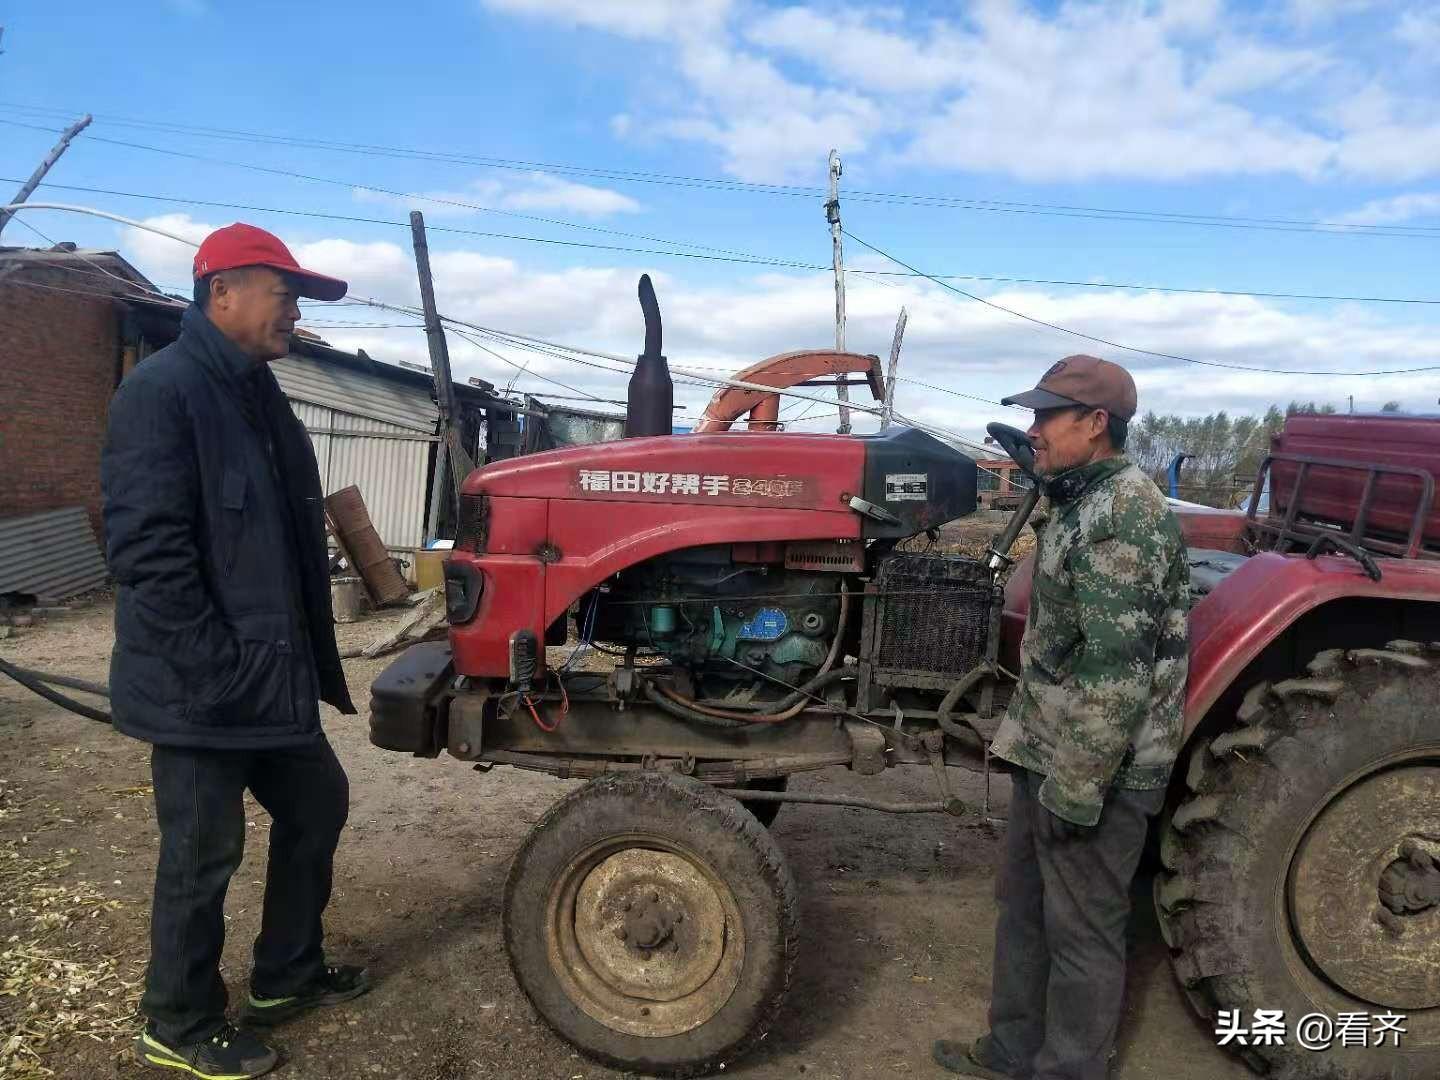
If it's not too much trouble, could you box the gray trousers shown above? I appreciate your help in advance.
[986,769,1164,1080]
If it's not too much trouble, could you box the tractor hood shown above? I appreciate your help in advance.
[464,426,978,538]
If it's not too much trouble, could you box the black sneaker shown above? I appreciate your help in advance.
[932,1035,1027,1079]
[240,963,371,1028]
[135,1023,278,1079]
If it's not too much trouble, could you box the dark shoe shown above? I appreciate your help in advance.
[135,1023,278,1079]
[933,1035,1025,1079]
[240,963,371,1028]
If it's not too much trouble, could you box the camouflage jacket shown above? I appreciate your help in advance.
[989,456,1189,826]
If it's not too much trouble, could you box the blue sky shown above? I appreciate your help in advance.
[4,0,1440,439]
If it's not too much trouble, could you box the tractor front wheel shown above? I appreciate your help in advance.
[1156,642,1440,1080]
[503,772,800,1077]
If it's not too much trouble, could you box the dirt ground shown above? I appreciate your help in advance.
[0,594,1250,1080]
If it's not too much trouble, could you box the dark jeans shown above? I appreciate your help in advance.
[141,737,350,1045]
[987,769,1164,1080]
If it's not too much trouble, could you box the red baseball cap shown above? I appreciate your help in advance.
[192,222,348,302]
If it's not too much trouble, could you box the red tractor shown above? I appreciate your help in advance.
[370,283,1440,1079]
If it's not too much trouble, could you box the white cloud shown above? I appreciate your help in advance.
[502,173,642,215]
[481,0,730,38]
[1193,40,1333,97]
[1335,192,1440,225]
[1396,8,1440,51]
[482,0,1440,186]
[116,213,1440,438]
[743,7,968,95]
[1330,116,1440,183]
[352,171,640,219]
[905,3,1334,182]
[1287,0,1380,24]
[120,212,214,286]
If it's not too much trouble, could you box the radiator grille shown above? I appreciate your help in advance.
[871,554,991,683]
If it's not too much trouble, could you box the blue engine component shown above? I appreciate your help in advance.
[737,607,789,642]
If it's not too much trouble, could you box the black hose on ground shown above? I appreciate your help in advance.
[5,664,110,698]
[0,656,113,724]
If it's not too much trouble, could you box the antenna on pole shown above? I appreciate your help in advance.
[826,149,851,435]
[0,113,93,242]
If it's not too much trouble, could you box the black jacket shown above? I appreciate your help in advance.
[101,305,355,748]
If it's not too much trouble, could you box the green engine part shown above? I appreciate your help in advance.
[648,604,677,636]
[701,605,826,669]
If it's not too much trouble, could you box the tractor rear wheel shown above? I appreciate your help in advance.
[1155,642,1440,1080]
[503,772,799,1077]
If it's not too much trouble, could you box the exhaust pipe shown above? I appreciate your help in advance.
[625,273,674,437]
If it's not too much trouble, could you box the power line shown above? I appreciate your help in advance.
[3,103,1439,238]
[894,375,1026,413]
[11,174,1440,308]
[4,216,172,303]
[435,315,1005,462]
[447,326,630,403]
[0,117,760,260]
[842,228,1440,378]
[4,201,1006,461]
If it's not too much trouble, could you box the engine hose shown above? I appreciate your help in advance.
[641,583,853,727]
[641,680,750,729]
[936,665,994,742]
[650,666,850,726]
[0,655,113,725]
[694,582,853,714]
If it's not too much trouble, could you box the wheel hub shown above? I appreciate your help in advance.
[1289,763,1440,1010]
[1380,839,1440,916]
[576,849,727,1002]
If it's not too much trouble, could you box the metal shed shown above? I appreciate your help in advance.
[270,355,438,573]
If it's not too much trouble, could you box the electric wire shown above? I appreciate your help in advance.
[5,215,171,303]
[0,119,768,260]
[842,228,1440,378]
[11,174,1440,307]
[4,104,1440,238]
[2,204,1009,468]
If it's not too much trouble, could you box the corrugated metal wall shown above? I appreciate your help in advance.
[0,507,109,600]
[273,356,438,577]
[272,356,437,432]
[290,401,433,554]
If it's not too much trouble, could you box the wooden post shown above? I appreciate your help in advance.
[409,210,474,541]
[879,306,908,430]
[826,149,851,434]
[0,113,92,241]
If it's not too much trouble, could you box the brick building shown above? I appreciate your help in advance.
[0,246,158,542]
[1,246,520,595]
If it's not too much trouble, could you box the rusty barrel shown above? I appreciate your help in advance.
[324,485,410,606]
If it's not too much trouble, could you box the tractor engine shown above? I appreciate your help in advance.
[580,545,847,689]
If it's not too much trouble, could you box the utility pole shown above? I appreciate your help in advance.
[0,112,92,241]
[879,307,908,430]
[410,210,474,542]
[826,149,851,434]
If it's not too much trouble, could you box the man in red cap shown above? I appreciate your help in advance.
[936,356,1189,1080]
[102,224,366,1078]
